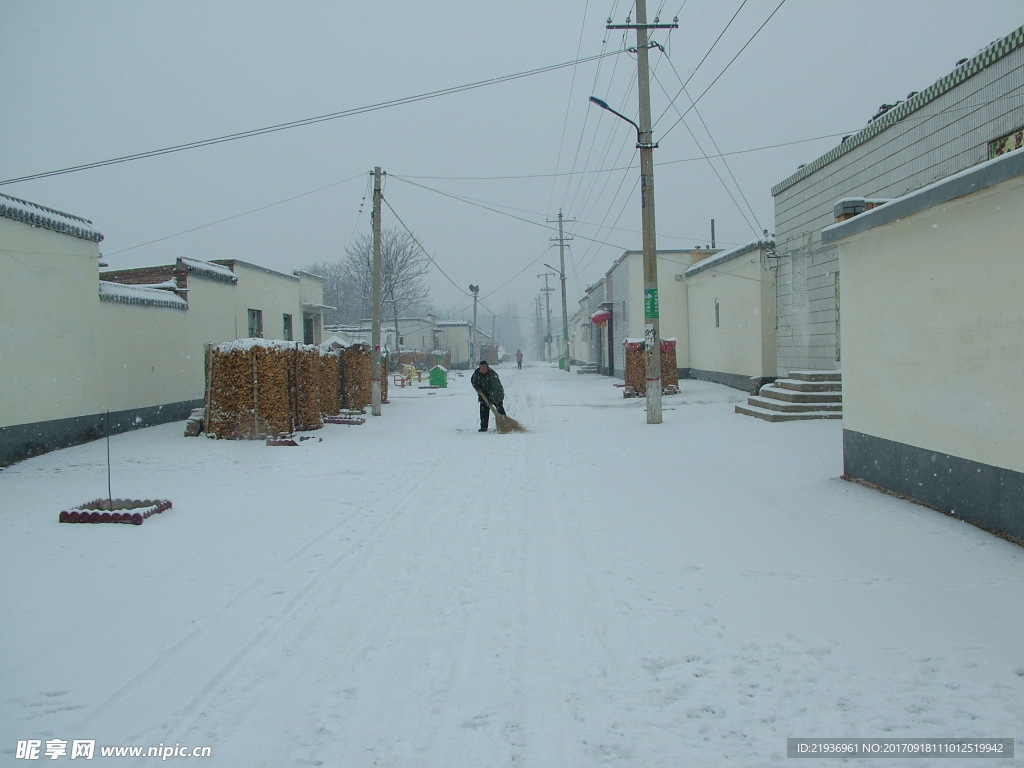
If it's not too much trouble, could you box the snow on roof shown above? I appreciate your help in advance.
[99,280,188,310]
[178,257,237,283]
[0,193,104,242]
[823,146,1024,243]
[320,335,351,350]
[685,241,771,277]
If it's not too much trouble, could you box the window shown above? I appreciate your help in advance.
[247,309,263,338]
[715,299,720,328]
[283,314,293,341]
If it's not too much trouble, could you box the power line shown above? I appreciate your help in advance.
[380,197,468,298]
[106,173,366,255]
[0,49,625,186]
[652,0,750,131]
[659,0,787,143]
[388,174,633,252]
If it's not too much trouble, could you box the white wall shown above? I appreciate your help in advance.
[836,162,1024,473]
[1,241,326,463]
[0,219,101,426]
[231,261,302,340]
[686,246,776,383]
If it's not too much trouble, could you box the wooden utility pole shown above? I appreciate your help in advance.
[607,2,676,424]
[371,167,383,417]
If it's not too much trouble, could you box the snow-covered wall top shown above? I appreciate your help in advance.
[179,257,237,283]
[99,280,188,310]
[0,193,103,242]
[685,241,772,278]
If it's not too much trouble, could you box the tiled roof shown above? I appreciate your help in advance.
[0,193,104,242]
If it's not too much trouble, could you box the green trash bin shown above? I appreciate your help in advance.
[429,365,448,388]
[558,355,566,370]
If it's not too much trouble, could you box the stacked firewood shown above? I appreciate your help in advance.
[205,339,325,439]
[341,343,372,411]
[294,345,324,432]
[623,340,646,397]
[318,351,342,416]
[660,339,679,394]
[622,338,679,397]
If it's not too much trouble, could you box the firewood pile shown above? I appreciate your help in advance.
[205,339,325,439]
[318,351,342,416]
[660,339,679,394]
[294,345,324,431]
[622,338,679,397]
[623,339,646,397]
[341,343,372,411]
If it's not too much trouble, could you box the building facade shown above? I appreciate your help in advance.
[771,26,1024,375]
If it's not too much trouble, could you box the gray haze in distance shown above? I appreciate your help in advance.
[2,1,1020,330]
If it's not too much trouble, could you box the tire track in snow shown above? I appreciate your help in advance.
[72,446,475,754]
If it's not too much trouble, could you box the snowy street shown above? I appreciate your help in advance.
[2,364,1022,767]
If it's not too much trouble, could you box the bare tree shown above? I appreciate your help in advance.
[342,228,431,323]
[306,228,432,327]
[303,260,349,327]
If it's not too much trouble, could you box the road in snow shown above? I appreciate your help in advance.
[2,364,1022,766]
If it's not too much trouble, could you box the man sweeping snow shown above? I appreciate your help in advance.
[470,360,506,432]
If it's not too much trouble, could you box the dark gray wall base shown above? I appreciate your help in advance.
[843,429,1023,543]
[687,368,752,392]
[1,400,202,468]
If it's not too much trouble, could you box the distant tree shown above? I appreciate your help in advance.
[305,228,432,327]
[342,228,431,324]
[303,259,349,327]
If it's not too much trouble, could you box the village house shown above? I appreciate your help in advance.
[0,192,326,465]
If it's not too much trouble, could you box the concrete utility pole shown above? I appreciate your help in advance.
[371,166,383,417]
[547,210,574,373]
[534,295,544,359]
[538,272,556,362]
[468,284,480,363]
[606,2,676,424]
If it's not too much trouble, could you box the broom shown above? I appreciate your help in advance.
[477,391,527,433]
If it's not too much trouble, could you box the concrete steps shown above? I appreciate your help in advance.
[736,371,842,422]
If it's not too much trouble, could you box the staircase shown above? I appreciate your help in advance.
[735,371,842,422]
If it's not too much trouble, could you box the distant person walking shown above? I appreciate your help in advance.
[471,360,506,432]
[516,349,523,369]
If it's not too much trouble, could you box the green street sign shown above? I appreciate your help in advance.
[644,288,660,319]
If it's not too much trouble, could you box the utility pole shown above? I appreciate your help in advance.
[547,210,574,373]
[468,284,480,363]
[538,272,555,362]
[371,166,383,417]
[534,295,543,359]
[607,2,676,424]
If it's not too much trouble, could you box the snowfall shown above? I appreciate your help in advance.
[1,364,1021,767]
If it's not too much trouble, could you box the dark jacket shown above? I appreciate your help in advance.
[471,367,504,405]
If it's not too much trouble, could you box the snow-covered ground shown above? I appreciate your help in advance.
[2,364,1022,767]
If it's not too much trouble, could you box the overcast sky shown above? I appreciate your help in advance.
[2,1,1021,331]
